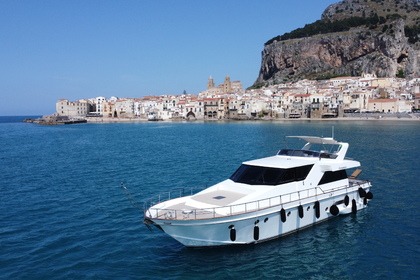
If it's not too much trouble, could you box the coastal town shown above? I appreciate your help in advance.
[49,73,420,123]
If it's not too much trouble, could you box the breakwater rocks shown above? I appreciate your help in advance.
[24,115,87,125]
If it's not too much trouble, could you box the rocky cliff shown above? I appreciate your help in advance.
[254,0,419,86]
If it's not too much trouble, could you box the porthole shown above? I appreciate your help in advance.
[264,217,269,223]
[287,211,291,216]
[325,207,329,211]
[307,206,310,211]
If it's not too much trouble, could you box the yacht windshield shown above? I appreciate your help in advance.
[230,164,313,186]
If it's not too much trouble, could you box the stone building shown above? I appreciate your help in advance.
[115,99,135,118]
[203,98,220,119]
[367,98,411,113]
[414,94,420,110]
[342,91,370,112]
[201,75,243,97]
[56,99,91,117]
[95,96,106,114]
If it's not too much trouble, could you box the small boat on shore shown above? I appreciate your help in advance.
[144,136,373,247]
[147,112,162,121]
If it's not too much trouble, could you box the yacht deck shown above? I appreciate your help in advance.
[146,190,248,220]
[191,190,247,206]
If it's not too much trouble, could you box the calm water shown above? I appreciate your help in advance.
[0,117,419,279]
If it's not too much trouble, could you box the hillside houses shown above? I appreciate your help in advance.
[56,75,420,120]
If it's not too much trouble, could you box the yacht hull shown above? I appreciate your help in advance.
[146,184,371,247]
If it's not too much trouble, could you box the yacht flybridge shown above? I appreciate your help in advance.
[143,136,373,247]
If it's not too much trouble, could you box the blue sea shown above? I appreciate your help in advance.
[0,116,419,279]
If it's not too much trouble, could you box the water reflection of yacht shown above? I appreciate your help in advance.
[144,136,373,247]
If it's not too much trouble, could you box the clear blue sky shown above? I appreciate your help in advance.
[0,0,337,116]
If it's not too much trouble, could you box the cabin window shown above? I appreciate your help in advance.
[318,170,347,185]
[229,164,313,186]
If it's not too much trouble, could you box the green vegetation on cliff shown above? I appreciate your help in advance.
[404,25,420,43]
[264,14,410,46]
[264,14,420,46]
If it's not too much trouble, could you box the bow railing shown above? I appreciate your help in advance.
[143,180,371,221]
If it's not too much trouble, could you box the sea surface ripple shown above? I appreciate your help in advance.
[0,117,419,279]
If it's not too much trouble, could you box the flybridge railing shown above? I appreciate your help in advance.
[143,180,371,221]
[277,149,337,159]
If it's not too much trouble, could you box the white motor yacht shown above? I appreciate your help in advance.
[144,136,373,247]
